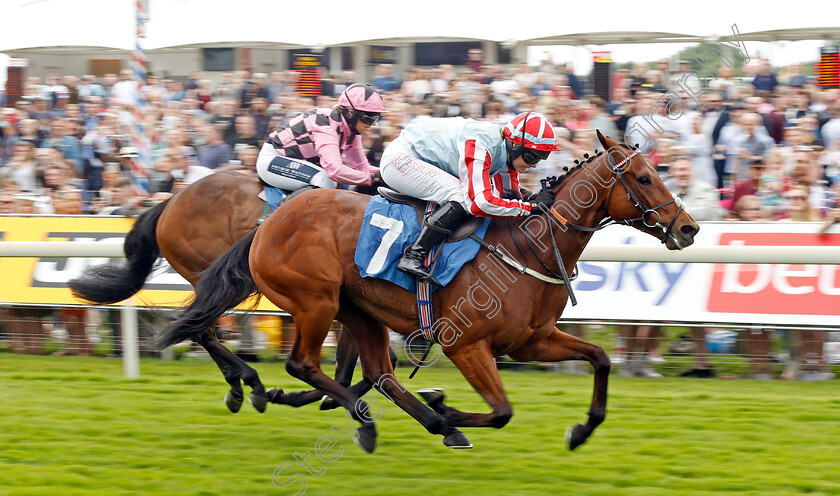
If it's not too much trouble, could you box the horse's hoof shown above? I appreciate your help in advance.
[249,392,269,413]
[566,423,590,451]
[319,394,340,411]
[443,431,473,449]
[355,422,377,454]
[417,387,445,405]
[266,387,285,404]
[224,390,244,413]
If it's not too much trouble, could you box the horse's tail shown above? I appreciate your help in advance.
[154,229,260,349]
[68,199,170,304]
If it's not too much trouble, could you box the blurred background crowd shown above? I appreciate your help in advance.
[1,50,838,380]
[1,52,839,222]
[0,50,840,221]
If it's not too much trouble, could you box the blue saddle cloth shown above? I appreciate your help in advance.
[355,196,490,292]
[263,186,288,213]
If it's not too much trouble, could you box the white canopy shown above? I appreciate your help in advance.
[3,0,838,52]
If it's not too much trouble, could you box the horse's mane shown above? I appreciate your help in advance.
[543,143,639,190]
[543,149,604,190]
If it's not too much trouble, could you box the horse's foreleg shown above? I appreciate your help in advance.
[508,327,610,450]
[419,340,514,430]
[195,327,269,413]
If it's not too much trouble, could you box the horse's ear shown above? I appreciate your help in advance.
[596,129,610,149]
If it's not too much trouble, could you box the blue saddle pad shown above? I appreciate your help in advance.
[355,196,490,291]
[263,186,289,213]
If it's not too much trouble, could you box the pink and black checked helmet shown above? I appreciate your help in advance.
[338,83,388,113]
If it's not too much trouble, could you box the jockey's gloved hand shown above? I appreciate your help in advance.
[370,171,384,186]
[519,187,533,199]
[502,188,521,200]
[528,188,555,215]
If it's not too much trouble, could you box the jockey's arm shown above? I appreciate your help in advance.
[461,139,532,217]
[494,169,522,199]
[342,139,380,174]
[312,131,374,186]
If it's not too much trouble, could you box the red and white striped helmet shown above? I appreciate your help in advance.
[503,112,561,152]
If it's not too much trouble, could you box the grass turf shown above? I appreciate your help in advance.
[1,354,838,496]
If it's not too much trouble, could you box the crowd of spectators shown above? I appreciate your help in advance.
[1,56,839,223]
[1,50,837,378]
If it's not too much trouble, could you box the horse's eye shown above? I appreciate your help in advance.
[639,175,651,185]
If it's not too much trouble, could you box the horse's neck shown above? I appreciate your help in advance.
[513,160,612,276]
[551,158,613,236]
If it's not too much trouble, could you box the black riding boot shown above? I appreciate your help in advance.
[397,201,468,281]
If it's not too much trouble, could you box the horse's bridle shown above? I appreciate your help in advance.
[557,150,686,248]
[471,148,686,307]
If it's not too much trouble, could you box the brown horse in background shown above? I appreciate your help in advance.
[157,131,699,453]
[69,172,380,413]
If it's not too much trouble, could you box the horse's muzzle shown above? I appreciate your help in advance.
[667,222,699,250]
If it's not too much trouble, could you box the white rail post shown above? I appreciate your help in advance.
[121,298,140,379]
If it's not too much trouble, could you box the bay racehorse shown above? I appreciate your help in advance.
[68,172,382,413]
[156,131,699,453]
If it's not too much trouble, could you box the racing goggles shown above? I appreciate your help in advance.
[359,112,381,125]
[521,148,551,165]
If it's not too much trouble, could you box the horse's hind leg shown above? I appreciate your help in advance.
[269,325,364,408]
[507,327,610,450]
[195,328,244,412]
[270,321,398,410]
[281,302,381,453]
[338,304,471,449]
[195,327,269,413]
[418,339,514,430]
